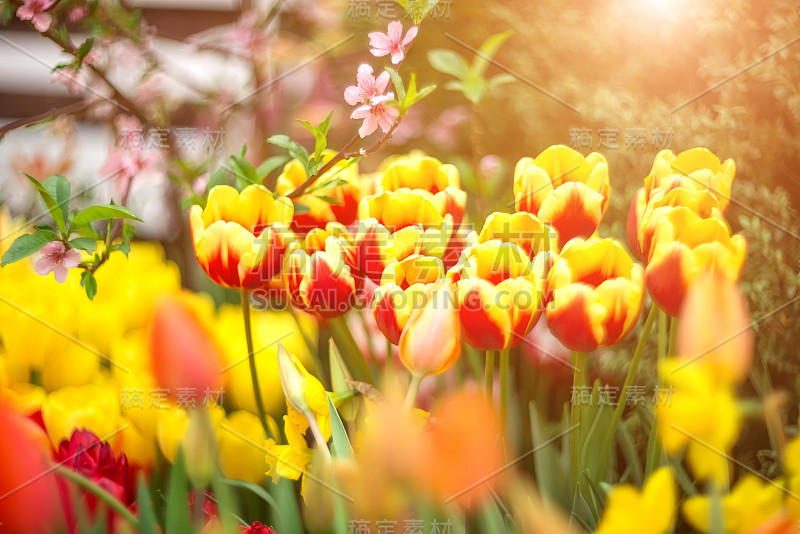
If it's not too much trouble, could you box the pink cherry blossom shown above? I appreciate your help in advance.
[368,21,418,65]
[344,64,391,106]
[34,241,82,283]
[16,0,57,32]
[351,94,399,138]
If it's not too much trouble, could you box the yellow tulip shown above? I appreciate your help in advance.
[41,384,120,448]
[596,467,676,534]
[219,410,268,484]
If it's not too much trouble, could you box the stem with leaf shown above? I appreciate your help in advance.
[241,288,272,440]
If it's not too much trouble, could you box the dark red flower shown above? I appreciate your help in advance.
[56,429,135,532]
[188,490,221,529]
[242,521,278,534]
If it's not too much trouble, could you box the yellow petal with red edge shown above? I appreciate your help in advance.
[538,182,605,247]
[513,158,553,213]
[545,283,606,353]
[373,283,409,345]
[532,145,593,186]
[478,211,559,259]
[593,272,644,346]
[399,279,460,376]
[646,242,697,317]
[495,276,543,347]
[359,189,444,231]
[457,278,511,351]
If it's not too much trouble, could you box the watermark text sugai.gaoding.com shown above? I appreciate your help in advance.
[348,518,453,534]
[571,385,673,408]
[120,387,225,410]
[569,127,674,151]
[118,127,225,151]
[347,0,453,20]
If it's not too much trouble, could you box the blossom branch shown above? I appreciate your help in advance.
[0,99,93,139]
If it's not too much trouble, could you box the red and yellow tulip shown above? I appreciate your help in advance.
[275,151,360,235]
[190,184,293,289]
[376,151,466,226]
[645,207,746,317]
[546,238,644,353]
[399,278,461,377]
[284,225,360,318]
[373,254,445,345]
[449,240,548,351]
[476,211,559,260]
[513,145,609,247]
[356,188,454,282]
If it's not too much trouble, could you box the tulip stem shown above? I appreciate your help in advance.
[304,409,332,460]
[658,309,668,361]
[668,316,679,357]
[331,316,374,384]
[55,465,140,529]
[386,338,394,369]
[596,304,658,481]
[570,350,587,489]
[484,350,495,399]
[403,373,423,412]
[241,288,272,441]
[500,347,511,432]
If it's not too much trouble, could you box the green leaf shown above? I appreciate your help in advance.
[315,194,343,206]
[397,0,439,23]
[293,202,310,215]
[461,75,487,104]
[268,135,310,167]
[43,175,71,229]
[472,30,514,77]
[222,478,280,512]
[317,111,333,137]
[385,67,406,103]
[411,84,436,105]
[71,205,142,227]
[327,394,354,459]
[487,73,516,90]
[267,134,294,149]
[1,233,52,266]
[427,49,470,80]
[68,238,97,254]
[165,449,191,534]
[257,155,290,178]
[76,38,95,64]
[23,174,66,233]
[135,474,159,534]
[80,271,97,300]
[113,240,131,257]
[207,166,230,192]
[228,156,260,189]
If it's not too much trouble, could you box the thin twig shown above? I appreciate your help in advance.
[0,100,92,138]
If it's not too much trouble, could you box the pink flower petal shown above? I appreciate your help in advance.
[350,105,372,120]
[375,71,391,94]
[387,21,403,42]
[52,262,68,283]
[63,248,82,269]
[359,115,379,138]
[42,241,65,255]
[369,48,391,58]
[402,26,419,46]
[32,12,52,32]
[390,49,405,65]
[33,255,54,276]
[17,6,34,20]
[344,85,362,106]
[368,32,392,50]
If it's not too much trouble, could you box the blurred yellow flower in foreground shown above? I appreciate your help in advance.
[657,358,740,483]
[683,475,784,534]
[41,383,120,448]
[595,467,675,534]
[219,410,268,485]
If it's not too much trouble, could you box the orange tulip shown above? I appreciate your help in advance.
[546,238,644,353]
[373,254,445,345]
[398,279,461,377]
[449,240,549,351]
[283,227,361,318]
[645,207,746,317]
[275,151,360,235]
[677,270,753,385]
[0,398,65,533]
[513,145,609,247]
[191,184,294,289]
[376,152,466,226]
[356,189,454,283]
[149,294,225,403]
